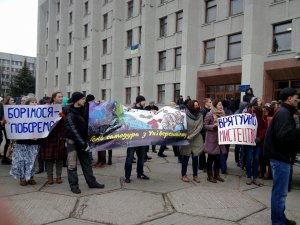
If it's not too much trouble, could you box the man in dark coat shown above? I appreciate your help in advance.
[65,92,104,194]
[242,87,254,103]
[264,88,300,225]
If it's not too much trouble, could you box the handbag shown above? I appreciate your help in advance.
[6,141,16,158]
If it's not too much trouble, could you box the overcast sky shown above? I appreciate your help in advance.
[0,0,38,57]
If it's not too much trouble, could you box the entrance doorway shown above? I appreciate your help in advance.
[274,79,300,100]
[206,84,241,100]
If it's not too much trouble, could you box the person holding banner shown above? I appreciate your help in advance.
[65,92,105,194]
[204,99,226,183]
[10,98,40,186]
[180,100,203,183]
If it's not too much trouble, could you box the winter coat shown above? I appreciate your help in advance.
[204,112,226,155]
[200,107,210,141]
[180,112,204,156]
[264,103,300,164]
[242,88,254,103]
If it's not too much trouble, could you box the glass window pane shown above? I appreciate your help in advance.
[291,80,300,88]
[205,49,215,63]
[207,86,216,92]
[231,0,243,15]
[275,33,291,51]
[275,22,292,33]
[216,85,225,92]
[226,85,234,91]
[207,7,216,23]
[228,43,241,59]
[229,34,241,43]
[207,0,216,8]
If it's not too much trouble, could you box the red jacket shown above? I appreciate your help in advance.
[246,107,267,146]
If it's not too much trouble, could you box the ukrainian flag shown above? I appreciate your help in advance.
[130,44,139,55]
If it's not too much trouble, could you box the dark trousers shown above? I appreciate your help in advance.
[181,155,198,176]
[2,129,10,161]
[158,145,167,155]
[124,146,146,179]
[66,140,98,190]
[198,151,207,170]
[207,154,220,170]
[97,150,112,163]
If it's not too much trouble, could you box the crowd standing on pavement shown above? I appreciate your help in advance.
[0,87,299,225]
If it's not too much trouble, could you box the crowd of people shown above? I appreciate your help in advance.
[0,87,299,225]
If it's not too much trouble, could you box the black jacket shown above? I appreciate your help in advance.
[200,107,210,141]
[264,103,300,164]
[64,105,88,148]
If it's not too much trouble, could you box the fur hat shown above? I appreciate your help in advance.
[69,92,85,103]
[86,94,95,102]
[136,95,146,104]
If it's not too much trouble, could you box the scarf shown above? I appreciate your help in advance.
[210,106,225,123]
[185,108,201,121]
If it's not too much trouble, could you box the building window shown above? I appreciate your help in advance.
[206,84,240,100]
[137,86,140,96]
[126,59,132,76]
[139,0,143,14]
[68,72,71,84]
[83,46,87,60]
[159,51,166,71]
[160,16,167,37]
[176,11,183,32]
[68,52,72,64]
[45,44,48,55]
[230,0,244,16]
[158,84,165,104]
[45,78,47,88]
[175,47,181,69]
[205,0,217,23]
[102,89,107,100]
[228,33,242,60]
[102,64,107,79]
[56,57,59,68]
[138,56,141,74]
[57,2,60,14]
[83,69,87,82]
[69,32,72,45]
[70,0,73,5]
[45,61,47,72]
[128,0,134,19]
[55,75,58,87]
[84,24,88,38]
[204,39,215,63]
[56,39,59,50]
[273,21,292,53]
[138,26,142,44]
[174,83,180,102]
[69,12,73,24]
[103,39,107,55]
[56,20,60,32]
[84,1,89,15]
[103,13,108,29]
[125,88,131,104]
[127,30,133,48]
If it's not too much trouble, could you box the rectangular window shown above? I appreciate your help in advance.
[158,84,165,104]
[68,52,72,64]
[204,39,215,63]
[137,86,140,96]
[102,89,107,100]
[138,26,142,44]
[176,11,183,32]
[128,0,134,19]
[84,23,88,38]
[46,28,48,39]
[45,44,48,55]
[126,58,132,76]
[160,16,167,37]
[56,57,59,68]
[138,56,141,74]
[230,0,244,16]
[45,61,47,72]
[57,20,60,32]
[83,46,87,60]
[56,39,59,50]
[228,33,242,60]
[69,12,73,24]
[103,39,107,54]
[102,64,107,79]
[83,69,87,82]
[57,2,60,14]
[55,75,58,87]
[174,83,180,102]
[68,72,71,84]
[159,51,166,71]
[84,1,89,15]
[127,30,133,48]
[69,32,72,45]
[205,0,216,23]
[45,78,47,88]
[175,47,181,69]
[125,88,131,104]
[70,0,73,5]
[103,13,108,29]
[273,21,292,53]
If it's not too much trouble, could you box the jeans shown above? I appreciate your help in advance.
[244,145,261,179]
[181,155,198,176]
[220,145,229,173]
[270,159,291,225]
[124,146,146,179]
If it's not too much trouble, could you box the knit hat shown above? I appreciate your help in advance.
[250,97,258,106]
[69,92,85,103]
[279,88,298,101]
[86,94,95,102]
[136,95,146,104]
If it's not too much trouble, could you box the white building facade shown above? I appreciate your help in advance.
[0,52,36,97]
[36,0,300,105]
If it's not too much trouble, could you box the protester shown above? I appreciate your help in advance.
[204,99,226,183]
[65,92,104,194]
[180,100,203,183]
[243,87,254,103]
[144,100,158,156]
[176,95,184,106]
[10,98,40,186]
[40,92,65,185]
[264,88,300,225]
[124,95,150,183]
[183,96,191,106]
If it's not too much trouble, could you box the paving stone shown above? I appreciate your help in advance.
[75,190,172,225]
[0,164,11,177]
[0,176,47,197]
[41,174,121,197]
[123,172,193,193]
[7,192,77,225]
[200,174,240,191]
[143,213,237,225]
[147,161,181,175]
[168,186,265,221]
[48,218,105,225]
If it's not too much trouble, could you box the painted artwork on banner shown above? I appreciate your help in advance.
[88,101,188,151]
[4,105,62,139]
[218,113,258,146]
